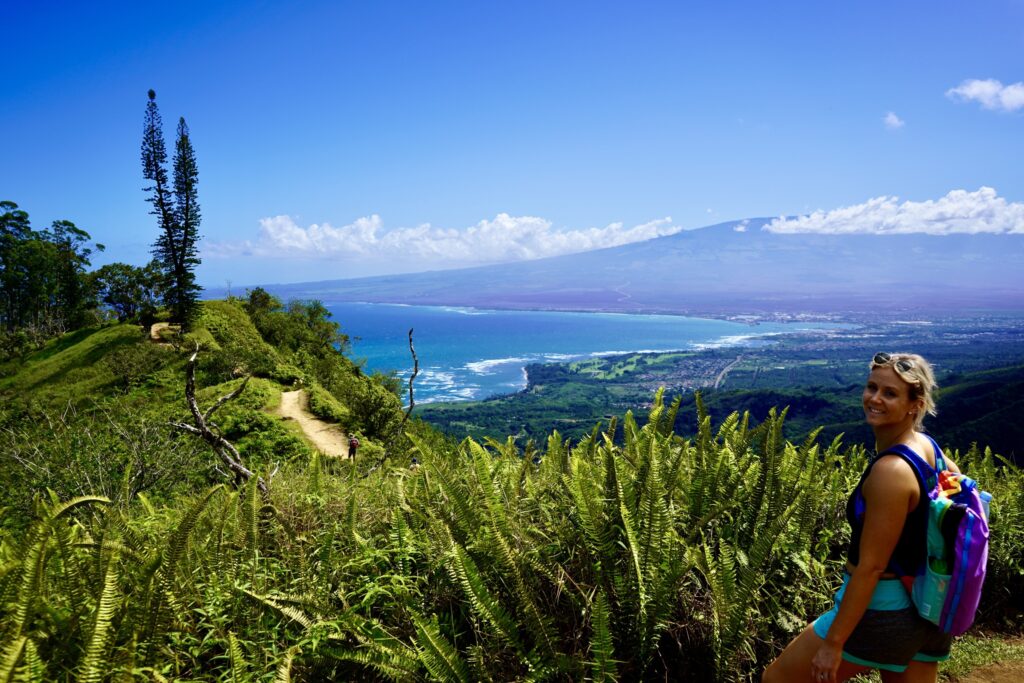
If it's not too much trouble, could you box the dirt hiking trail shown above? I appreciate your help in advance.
[958,647,1024,683]
[277,389,350,459]
[959,660,1024,682]
[149,322,176,345]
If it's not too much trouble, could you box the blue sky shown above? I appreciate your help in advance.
[3,1,1022,287]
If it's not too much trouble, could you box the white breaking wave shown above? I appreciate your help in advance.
[466,357,532,374]
[439,306,489,316]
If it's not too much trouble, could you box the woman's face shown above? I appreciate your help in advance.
[863,365,921,430]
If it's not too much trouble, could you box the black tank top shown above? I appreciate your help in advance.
[846,444,932,575]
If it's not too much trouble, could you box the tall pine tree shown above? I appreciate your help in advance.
[141,90,202,330]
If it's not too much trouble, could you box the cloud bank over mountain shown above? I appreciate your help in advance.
[765,187,1024,235]
[207,188,1024,283]
[211,214,683,267]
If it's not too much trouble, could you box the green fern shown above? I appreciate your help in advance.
[0,636,26,683]
[588,589,616,682]
[237,587,316,630]
[143,484,224,660]
[3,495,110,647]
[413,613,471,683]
[275,645,300,683]
[446,541,525,656]
[468,439,558,661]
[228,631,249,683]
[77,554,121,683]
[20,639,43,683]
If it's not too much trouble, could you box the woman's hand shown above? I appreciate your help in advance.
[810,642,843,682]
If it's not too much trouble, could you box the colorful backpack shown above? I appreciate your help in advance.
[886,435,991,636]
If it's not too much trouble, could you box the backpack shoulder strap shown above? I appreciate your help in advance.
[922,433,947,473]
[881,443,937,491]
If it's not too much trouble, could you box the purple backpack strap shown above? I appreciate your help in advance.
[881,443,938,492]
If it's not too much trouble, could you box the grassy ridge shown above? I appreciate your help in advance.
[0,324,153,407]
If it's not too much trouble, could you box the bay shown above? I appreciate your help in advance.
[326,302,844,403]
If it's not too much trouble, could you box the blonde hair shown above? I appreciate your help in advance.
[869,352,937,430]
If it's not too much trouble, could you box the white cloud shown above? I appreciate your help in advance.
[764,187,1024,235]
[946,78,1024,112]
[733,219,749,233]
[883,111,905,129]
[211,213,684,267]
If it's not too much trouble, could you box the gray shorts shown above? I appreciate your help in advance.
[813,575,952,672]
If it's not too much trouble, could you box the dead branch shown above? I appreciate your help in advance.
[399,327,419,432]
[365,327,418,477]
[170,345,267,493]
[204,375,251,423]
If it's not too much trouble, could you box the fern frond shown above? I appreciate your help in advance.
[78,555,121,683]
[275,645,300,683]
[468,438,559,660]
[21,638,43,683]
[390,506,411,576]
[228,632,248,683]
[237,587,316,630]
[614,458,647,613]
[160,484,225,575]
[44,495,112,526]
[413,614,471,683]
[319,644,418,682]
[143,484,224,659]
[0,636,26,683]
[446,543,523,653]
[588,590,617,682]
[414,432,482,540]
[73,541,145,564]
[323,613,420,680]
[344,494,364,547]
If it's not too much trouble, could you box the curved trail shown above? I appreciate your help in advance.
[277,389,350,458]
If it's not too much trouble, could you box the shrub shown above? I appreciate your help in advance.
[306,381,351,425]
[334,373,404,441]
[102,342,168,391]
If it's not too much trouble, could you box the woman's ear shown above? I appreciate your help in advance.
[912,396,925,416]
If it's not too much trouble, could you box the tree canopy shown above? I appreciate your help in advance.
[142,90,202,330]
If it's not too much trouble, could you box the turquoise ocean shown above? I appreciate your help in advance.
[325,302,845,404]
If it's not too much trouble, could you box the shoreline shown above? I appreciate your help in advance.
[321,298,861,326]
[414,324,852,405]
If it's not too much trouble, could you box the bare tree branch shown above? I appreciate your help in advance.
[399,327,419,432]
[365,327,418,477]
[204,375,251,422]
[170,345,266,493]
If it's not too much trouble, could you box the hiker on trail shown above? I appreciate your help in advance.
[348,436,359,459]
[764,353,957,683]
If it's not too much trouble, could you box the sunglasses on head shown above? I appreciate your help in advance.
[873,352,914,373]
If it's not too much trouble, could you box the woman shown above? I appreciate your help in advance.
[763,352,955,683]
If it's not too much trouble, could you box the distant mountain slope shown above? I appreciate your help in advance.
[256,219,1024,315]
